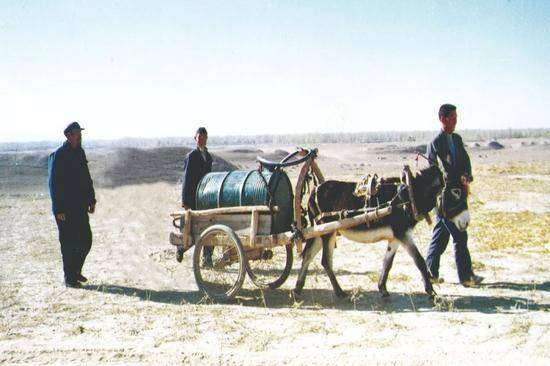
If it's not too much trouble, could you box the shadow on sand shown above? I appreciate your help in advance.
[82,280,549,314]
[83,284,204,304]
[480,281,550,292]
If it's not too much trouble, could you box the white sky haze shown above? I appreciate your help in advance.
[1,0,549,142]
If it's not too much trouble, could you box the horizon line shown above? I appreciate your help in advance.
[1,127,549,144]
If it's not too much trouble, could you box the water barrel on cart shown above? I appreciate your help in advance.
[195,169,294,234]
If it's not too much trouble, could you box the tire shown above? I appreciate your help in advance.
[245,244,293,289]
[193,224,246,302]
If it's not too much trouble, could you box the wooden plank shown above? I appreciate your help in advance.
[293,157,312,254]
[169,232,184,246]
[191,213,272,237]
[231,206,394,249]
[170,205,277,218]
[261,206,393,247]
[233,232,283,248]
[301,206,392,240]
[310,160,325,184]
[183,210,192,247]
[249,209,259,247]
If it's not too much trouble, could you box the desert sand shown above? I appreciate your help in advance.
[1,138,549,365]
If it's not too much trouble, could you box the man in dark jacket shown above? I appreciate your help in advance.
[425,104,483,287]
[178,127,213,263]
[48,122,96,288]
[181,127,212,210]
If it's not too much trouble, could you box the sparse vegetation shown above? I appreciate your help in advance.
[468,162,550,253]
[470,211,550,252]
[1,138,548,365]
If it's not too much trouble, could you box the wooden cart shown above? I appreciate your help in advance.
[169,148,392,301]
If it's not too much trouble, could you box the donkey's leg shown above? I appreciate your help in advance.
[321,233,347,298]
[378,239,400,297]
[400,230,435,297]
[294,237,323,295]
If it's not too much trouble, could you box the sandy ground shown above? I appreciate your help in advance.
[1,139,549,365]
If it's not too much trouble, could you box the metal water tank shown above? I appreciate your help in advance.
[195,169,293,234]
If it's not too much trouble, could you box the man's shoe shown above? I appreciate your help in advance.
[76,274,88,283]
[176,246,184,263]
[471,274,484,285]
[461,275,484,288]
[429,276,444,284]
[65,281,82,288]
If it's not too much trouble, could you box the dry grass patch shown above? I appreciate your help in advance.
[464,161,550,252]
[469,211,550,253]
[433,295,457,312]
[389,273,412,282]
[475,177,550,196]
[506,316,533,345]
[474,162,550,196]
[482,162,550,176]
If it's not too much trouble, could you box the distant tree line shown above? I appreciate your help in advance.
[148,128,549,146]
[1,128,548,152]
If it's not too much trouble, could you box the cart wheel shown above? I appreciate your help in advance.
[245,244,293,289]
[193,224,246,302]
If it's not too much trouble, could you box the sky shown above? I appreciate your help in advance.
[1,0,549,142]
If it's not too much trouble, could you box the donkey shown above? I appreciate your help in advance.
[293,164,469,298]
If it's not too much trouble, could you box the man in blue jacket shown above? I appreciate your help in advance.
[48,122,96,288]
[178,127,213,263]
[425,104,483,287]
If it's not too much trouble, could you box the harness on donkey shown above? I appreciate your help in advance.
[310,164,432,228]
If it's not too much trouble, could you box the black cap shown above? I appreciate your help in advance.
[196,127,207,135]
[64,121,85,135]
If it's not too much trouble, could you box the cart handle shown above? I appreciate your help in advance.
[257,148,317,170]
[172,217,182,230]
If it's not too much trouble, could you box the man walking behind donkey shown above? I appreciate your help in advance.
[48,122,96,288]
[425,104,483,287]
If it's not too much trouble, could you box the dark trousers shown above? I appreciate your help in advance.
[55,212,92,283]
[189,202,213,259]
[426,215,473,282]
[203,245,213,258]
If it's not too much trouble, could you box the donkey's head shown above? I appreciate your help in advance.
[437,177,470,231]
[411,165,470,231]
[411,165,445,217]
